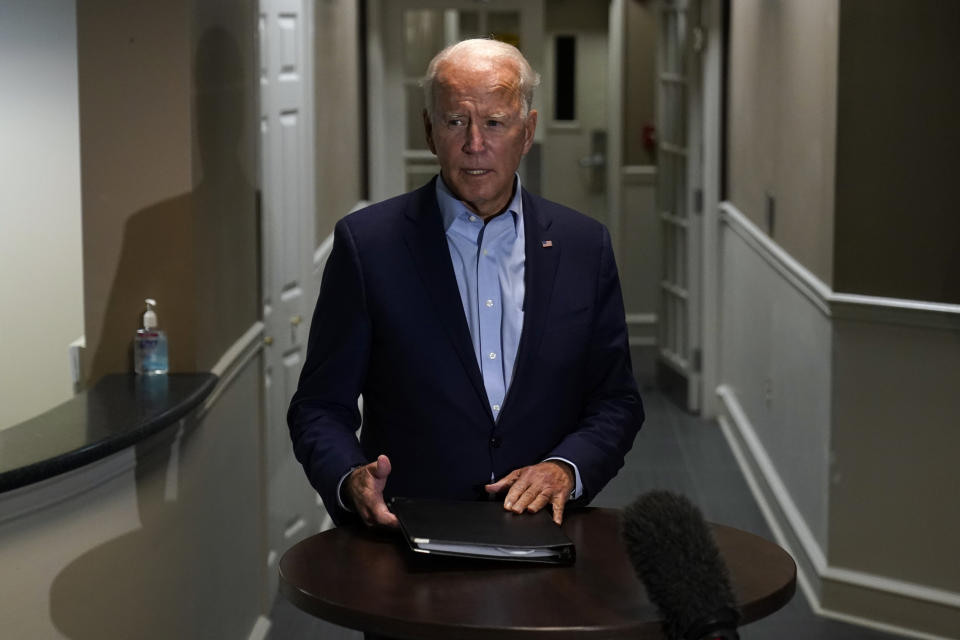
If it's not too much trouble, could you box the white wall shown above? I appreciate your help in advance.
[717,205,833,555]
[0,356,266,639]
[0,0,85,430]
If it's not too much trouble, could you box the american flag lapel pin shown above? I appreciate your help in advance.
[541,240,553,248]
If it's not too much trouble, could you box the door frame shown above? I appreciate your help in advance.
[697,0,724,418]
[653,0,724,416]
[365,0,545,204]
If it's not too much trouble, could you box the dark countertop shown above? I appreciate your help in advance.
[0,373,217,494]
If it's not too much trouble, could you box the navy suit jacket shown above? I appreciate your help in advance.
[288,177,643,524]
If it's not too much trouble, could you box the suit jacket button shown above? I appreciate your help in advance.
[490,437,502,448]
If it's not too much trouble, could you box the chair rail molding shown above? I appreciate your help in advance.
[719,201,960,329]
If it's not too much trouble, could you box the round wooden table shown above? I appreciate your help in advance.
[279,508,796,639]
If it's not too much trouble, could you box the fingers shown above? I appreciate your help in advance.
[490,462,574,523]
[370,500,400,528]
[484,467,523,494]
[550,492,567,525]
[526,493,552,514]
[346,454,399,529]
[504,474,534,511]
[372,454,392,480]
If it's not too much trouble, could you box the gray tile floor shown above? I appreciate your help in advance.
[268,389,902,639]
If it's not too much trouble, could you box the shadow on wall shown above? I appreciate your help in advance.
[87,25,258,384]
[49,424,204,638]
[49,29,261,640]
[47,376,264,639]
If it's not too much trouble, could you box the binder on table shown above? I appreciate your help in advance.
[389,497,576,565]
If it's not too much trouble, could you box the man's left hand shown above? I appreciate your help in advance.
[484,461,574,525]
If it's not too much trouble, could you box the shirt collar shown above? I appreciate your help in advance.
[436,173,524,234]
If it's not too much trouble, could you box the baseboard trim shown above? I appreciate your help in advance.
[716,384,960,638]
[246,615,272,640]
[715,385,827,569]
[814,603,954,640]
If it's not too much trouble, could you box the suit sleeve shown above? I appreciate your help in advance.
[547,225,644,503]
[287,218,370,525]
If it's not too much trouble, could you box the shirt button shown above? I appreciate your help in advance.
[490,437,502,448]
[483,249,489,256]
[469,215,477,222]
[488,352,496,359]
[492,404,500,411]
[485,299,494,308]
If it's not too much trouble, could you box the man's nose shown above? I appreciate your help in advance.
[462,122,484,153]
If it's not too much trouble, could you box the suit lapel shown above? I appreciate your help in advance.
[509,190,560,392]
[401,178,491,413]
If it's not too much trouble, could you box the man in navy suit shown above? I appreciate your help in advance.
[288,39,643,529]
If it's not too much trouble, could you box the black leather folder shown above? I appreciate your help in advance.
[389,497,576,565]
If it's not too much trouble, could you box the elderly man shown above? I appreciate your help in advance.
[288,39,643,530]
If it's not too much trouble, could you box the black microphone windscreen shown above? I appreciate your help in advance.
[621,491,739,640]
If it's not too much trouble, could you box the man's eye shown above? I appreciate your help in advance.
[448,118,464,126]
[487,120,502,127]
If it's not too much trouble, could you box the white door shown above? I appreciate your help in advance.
[368,0,544,202]
[656,0,703,412]
[540,1,611,227]
[258,0,319,601]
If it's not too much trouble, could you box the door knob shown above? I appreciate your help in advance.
[291,315,302,326]
[264,336,274,346]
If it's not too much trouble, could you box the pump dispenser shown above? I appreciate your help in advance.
[134,298,169,375]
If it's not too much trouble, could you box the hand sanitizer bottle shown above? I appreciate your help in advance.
[134,298,169,375]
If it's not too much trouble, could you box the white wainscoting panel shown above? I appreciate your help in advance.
[718,207,833,550]
[717,201,960,639]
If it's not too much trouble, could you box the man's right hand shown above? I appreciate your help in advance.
[344,454,399,528]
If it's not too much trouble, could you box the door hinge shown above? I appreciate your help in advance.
[691,348,702,374]
[693,188,703,215]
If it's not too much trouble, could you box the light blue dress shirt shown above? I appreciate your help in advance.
[436,175,525,420]
[437,175,583,499]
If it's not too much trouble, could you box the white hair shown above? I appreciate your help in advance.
[420,38,541,120]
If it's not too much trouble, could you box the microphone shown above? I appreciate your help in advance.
[621,491,740,640]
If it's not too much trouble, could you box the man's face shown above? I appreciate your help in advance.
[424,58,537,219]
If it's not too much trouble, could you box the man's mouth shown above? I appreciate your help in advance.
[463,169,490,176]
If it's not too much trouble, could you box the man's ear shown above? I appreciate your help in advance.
[423,109,437,155]
[522,109,538,155]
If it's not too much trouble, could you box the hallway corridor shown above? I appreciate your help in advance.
[268,387,903,639]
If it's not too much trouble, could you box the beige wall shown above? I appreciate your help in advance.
[623,0,656,166]
[0,0,85,430]
[834,0,960,304]
[79,0,259,382]
[831,318,960,593]
[727,0,838,285]
[314,0,364,242]
[829,316,960,637]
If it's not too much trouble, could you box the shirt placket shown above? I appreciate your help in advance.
[477,219,507,420]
